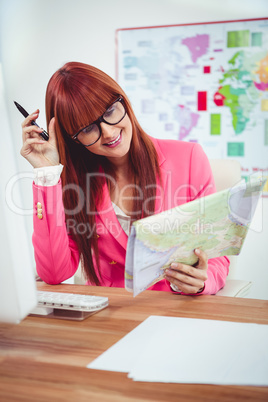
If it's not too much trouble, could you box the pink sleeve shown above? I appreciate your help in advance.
[32,180,80,284]
[201,256,230,295]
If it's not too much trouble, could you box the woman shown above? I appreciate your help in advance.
[21,61,229,295]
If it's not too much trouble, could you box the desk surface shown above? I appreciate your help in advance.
[1,283,268,402]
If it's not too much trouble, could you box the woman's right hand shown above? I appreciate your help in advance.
[20,109,60,168]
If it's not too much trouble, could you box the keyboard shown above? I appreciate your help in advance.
[31,291,109,321]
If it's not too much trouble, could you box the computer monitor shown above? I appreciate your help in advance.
[0,64,37,324]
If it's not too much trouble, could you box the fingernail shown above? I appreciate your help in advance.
[195,249,200,255]
[170,263,177,269]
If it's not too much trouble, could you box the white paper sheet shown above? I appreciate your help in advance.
[87,316,268,386]
[87,316,160,372]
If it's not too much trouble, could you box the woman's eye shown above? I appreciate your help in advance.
[82,124,95,134]
[104,106,115,117]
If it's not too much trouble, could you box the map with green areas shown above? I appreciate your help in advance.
[118,18,268,195]
[218,51,263,135]
[133,186,246,268]
[125,175,265,296]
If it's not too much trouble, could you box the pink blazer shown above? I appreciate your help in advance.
[32,138,229,294]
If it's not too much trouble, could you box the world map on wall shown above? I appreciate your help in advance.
[117,19,268,194]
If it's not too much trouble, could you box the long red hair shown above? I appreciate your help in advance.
[45,62,160,285]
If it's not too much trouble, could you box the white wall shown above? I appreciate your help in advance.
[0,0,267,298]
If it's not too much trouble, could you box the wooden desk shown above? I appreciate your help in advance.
[0,283,268,402]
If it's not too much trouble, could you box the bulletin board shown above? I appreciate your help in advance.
[116,18,268,195]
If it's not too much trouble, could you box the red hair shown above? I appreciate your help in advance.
[45,62,160,285]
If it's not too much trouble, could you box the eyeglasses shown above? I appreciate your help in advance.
[71,96,126,147]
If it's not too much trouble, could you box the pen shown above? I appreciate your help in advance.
[14,101,49,141]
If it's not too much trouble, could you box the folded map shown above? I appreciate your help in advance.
[125,174,266,296]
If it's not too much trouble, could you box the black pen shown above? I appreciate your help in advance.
[14,101,49,141]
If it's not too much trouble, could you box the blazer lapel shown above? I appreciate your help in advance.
[155,166,169,213]
[151,137,169,214]
[97,180,129,250]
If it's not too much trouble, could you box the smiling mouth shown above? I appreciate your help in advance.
[104,132,121,146]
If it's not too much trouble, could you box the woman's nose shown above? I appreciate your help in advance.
[100,122,116,140]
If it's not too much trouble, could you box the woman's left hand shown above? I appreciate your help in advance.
[164,249,208,294]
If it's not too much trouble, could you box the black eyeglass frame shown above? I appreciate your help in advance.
[71,96,126,147]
